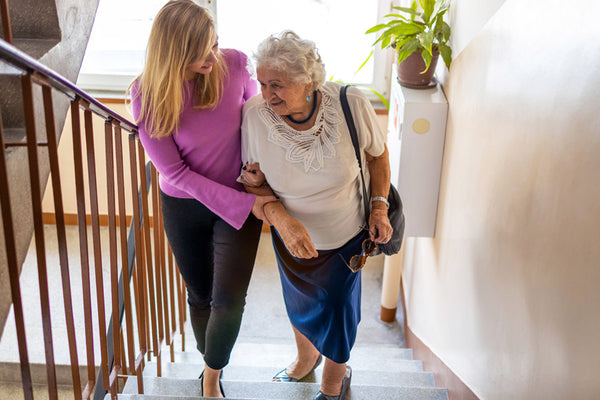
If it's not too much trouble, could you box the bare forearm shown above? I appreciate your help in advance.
[243,183,275,197]
[262,200,290,229]
[367,145,391,211]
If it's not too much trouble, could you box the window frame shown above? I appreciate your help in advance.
[77,0,393,106]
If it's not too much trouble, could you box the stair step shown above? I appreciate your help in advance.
[143,363,434,387]
[166,341,414,368]
[1,128,25,144]
[0,73,23,129]
[13,38,60,59]
[0,361,96,387]
[120,376,448,400]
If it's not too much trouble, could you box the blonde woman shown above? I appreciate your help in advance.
[129,1,276,397]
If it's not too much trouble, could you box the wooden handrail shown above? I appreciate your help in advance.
[0,39,137,132]
[0,33,184,400]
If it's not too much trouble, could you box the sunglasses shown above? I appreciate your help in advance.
[343,238,377,273]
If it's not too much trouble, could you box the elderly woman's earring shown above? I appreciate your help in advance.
[306,94,312,102]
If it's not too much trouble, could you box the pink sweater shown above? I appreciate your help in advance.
[132,49,258,230]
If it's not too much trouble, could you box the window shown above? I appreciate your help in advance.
[78,0,391,102]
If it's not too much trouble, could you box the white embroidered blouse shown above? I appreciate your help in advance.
[241,82,386,249]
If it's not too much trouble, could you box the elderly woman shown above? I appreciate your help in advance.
[240,31,392,400]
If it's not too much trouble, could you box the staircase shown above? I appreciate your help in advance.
[0,0,100,337]
[113,334,448,400]
[1,3,450,399]
[106,236,449,400]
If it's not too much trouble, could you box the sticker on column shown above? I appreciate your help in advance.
[412,118,430,134]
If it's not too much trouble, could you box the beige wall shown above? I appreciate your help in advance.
[41,102,141,217]
[42,103,388,218]
[401,0,600,399]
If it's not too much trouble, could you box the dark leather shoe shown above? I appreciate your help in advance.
[272,354,323,382]
[312,365,352,400]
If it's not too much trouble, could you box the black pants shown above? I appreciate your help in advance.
[160,191,262,369]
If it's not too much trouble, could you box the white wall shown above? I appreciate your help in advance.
[402,0,600,399]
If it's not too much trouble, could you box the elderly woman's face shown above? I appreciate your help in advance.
[257,66,311,116]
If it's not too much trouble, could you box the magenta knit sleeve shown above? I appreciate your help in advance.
[131,86,255,230]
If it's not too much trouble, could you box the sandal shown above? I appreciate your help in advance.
[272,354,323,382]
[312,365,352,400]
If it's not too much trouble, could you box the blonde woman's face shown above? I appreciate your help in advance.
[185,41,219,79]
[257,66,311,116]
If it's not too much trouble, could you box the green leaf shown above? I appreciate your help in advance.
[421,50,432,73]
[381,35,392,49]
[410,1,418,21]
[384,13,410,21]
[365,23,387,34]
[355,51,373,74]
[397,38,419,64]
[438,44,452,68]
[371,34,384,47]
[387,22,424,36]
[431,1,449,20]
[394,36,412,50]
[356,86,390,111]
[391,6,419,16]
[442,21,451,42]
[418,31,434,55]
[420,0,435,24]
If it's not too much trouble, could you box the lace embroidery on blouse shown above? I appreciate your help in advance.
[258,90,343,173]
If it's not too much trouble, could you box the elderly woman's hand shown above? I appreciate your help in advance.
[368,206,393,244]
[276,215,319,259]
[241,163,266,188]
[251,195,279,225]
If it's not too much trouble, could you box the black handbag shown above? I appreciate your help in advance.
[340,85,405,256]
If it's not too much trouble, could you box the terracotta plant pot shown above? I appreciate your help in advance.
[397,49,439,89]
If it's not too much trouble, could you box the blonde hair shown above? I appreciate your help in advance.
[254,30,325,90]
[128,0,228,138]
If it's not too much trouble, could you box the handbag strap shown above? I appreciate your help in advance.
[340,85,371,222]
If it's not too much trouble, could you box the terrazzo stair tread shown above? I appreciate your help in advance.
[0,381,76,400]
[144,354,424,377]
[1,128,25,143]
[146,355,423,375]
[13,38,60,59]
[0,361,96,386]
[154,354,423,375]
[121,376,448,400]
[168,341,414,367]
[143,362,435,387]
[0,73,24,129]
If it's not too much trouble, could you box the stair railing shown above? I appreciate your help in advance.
[0,38,186,400]
[0,0,13,44]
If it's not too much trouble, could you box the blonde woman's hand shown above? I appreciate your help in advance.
[241,163,266,187]
[277,216,319,259]
[368,207,393,244]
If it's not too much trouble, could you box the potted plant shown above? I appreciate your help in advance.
[366,0,452,88]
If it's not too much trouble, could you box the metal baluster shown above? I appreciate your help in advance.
[0,110,34,400]
[70,99,96,397]
[22,73,59,400]
[40,83,82,400]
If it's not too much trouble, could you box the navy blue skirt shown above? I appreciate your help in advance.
[271,228,366,363]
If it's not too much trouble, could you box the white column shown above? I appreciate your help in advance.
[379,242,404,322]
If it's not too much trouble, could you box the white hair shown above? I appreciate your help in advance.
[254,30,326,90]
